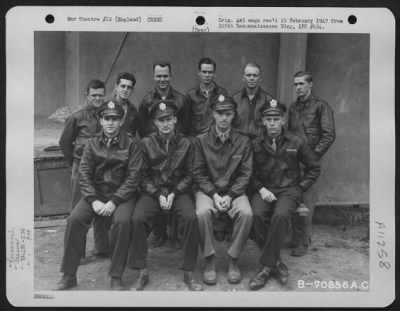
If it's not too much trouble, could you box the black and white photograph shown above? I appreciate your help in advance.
[6,6,395,308]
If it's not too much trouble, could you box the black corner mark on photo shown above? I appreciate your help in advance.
[348,15,357,25]
[196,16,205,26]
[45,14,55,24]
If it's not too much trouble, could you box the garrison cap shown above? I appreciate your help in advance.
[259,99,287,116]
[211,94,237,112]
[98,100,125,118]
[150,99,178,119]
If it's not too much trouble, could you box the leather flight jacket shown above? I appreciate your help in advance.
[184,83,228,137]
[251,130,321,192]
[79,130,143,205]
[141,132,193,198]
[193,126,253,200]
[59,106,100,165]
[287,93,336,158]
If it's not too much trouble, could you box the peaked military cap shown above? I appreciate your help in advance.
[98,100,125,118]
[150,99,178,119]
[211,94,237,111]
[259,99,287,116]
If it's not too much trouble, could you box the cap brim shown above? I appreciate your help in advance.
[101,112,123,117]
[213,104,235,111]
[154,111,175,119]
[263,108,284,116]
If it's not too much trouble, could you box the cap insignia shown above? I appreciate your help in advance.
[218,95,225,102]
[159,102,166,110]
[108,102,116,109]
[270,99,277,107]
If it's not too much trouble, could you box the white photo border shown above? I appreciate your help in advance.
[6,6,396,307]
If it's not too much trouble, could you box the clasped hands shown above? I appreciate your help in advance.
[159,193,175,211]
[212,193,232,213]
[92,200,116,216]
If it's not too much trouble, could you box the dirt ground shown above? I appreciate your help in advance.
[34,220,369,292]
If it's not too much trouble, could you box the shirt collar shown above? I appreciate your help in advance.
[101,131,121,147]
[262,129,288,146]
[214,125,232,144]
[199,82,215,96]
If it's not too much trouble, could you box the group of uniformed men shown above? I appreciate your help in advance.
[57,57,335,291]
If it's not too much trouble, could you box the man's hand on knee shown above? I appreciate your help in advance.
[259,188,277,203]
[159,195,169,210]
[166,193,175,210]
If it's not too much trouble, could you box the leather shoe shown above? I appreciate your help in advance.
[172,238,182,250]
[202,255,217,285]
[80,251,109,265]
[249,266,271,290]
[214,230,225,241]
[111,277,125,290]
[183,271,203,291]
[227,257,241,284]
[56,273,77,290]
[287,240,298,248]
[291,244,308,257]
[149,233,167,248]
[272,261,289,285]
[135,269,149,291]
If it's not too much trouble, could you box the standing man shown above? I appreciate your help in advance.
[287,71,336,256]
[110,72,138,137]
[137,62,187,138]
[185,57,228,137]
[57,101,143,290]
[59,79,109,260]
[248,100,320,290]
[129,100,203,291]
[232,62,276,140]
[194,95,253,285]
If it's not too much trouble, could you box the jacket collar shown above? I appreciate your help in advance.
[154,130,178,146]
[151,86,174,100]
[296,92,314,109]
[240,86,261,100]
[113,95,132,108]
[99,130,125,148]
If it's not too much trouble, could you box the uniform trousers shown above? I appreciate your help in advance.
[71,160,110,254]
[60,196,136,277]
[251,187,301,268]
[129,193,199,271]
[195,192,253,259]
[291,181,319,246]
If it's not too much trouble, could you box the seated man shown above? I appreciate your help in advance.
[193,95,253,285]
[128,100,203,291]
[56,101,143,291]
[248,99,321,290]
[59,79,109,262]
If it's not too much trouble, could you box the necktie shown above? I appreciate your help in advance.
[272,138,277,152]
[165,139,170,152]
